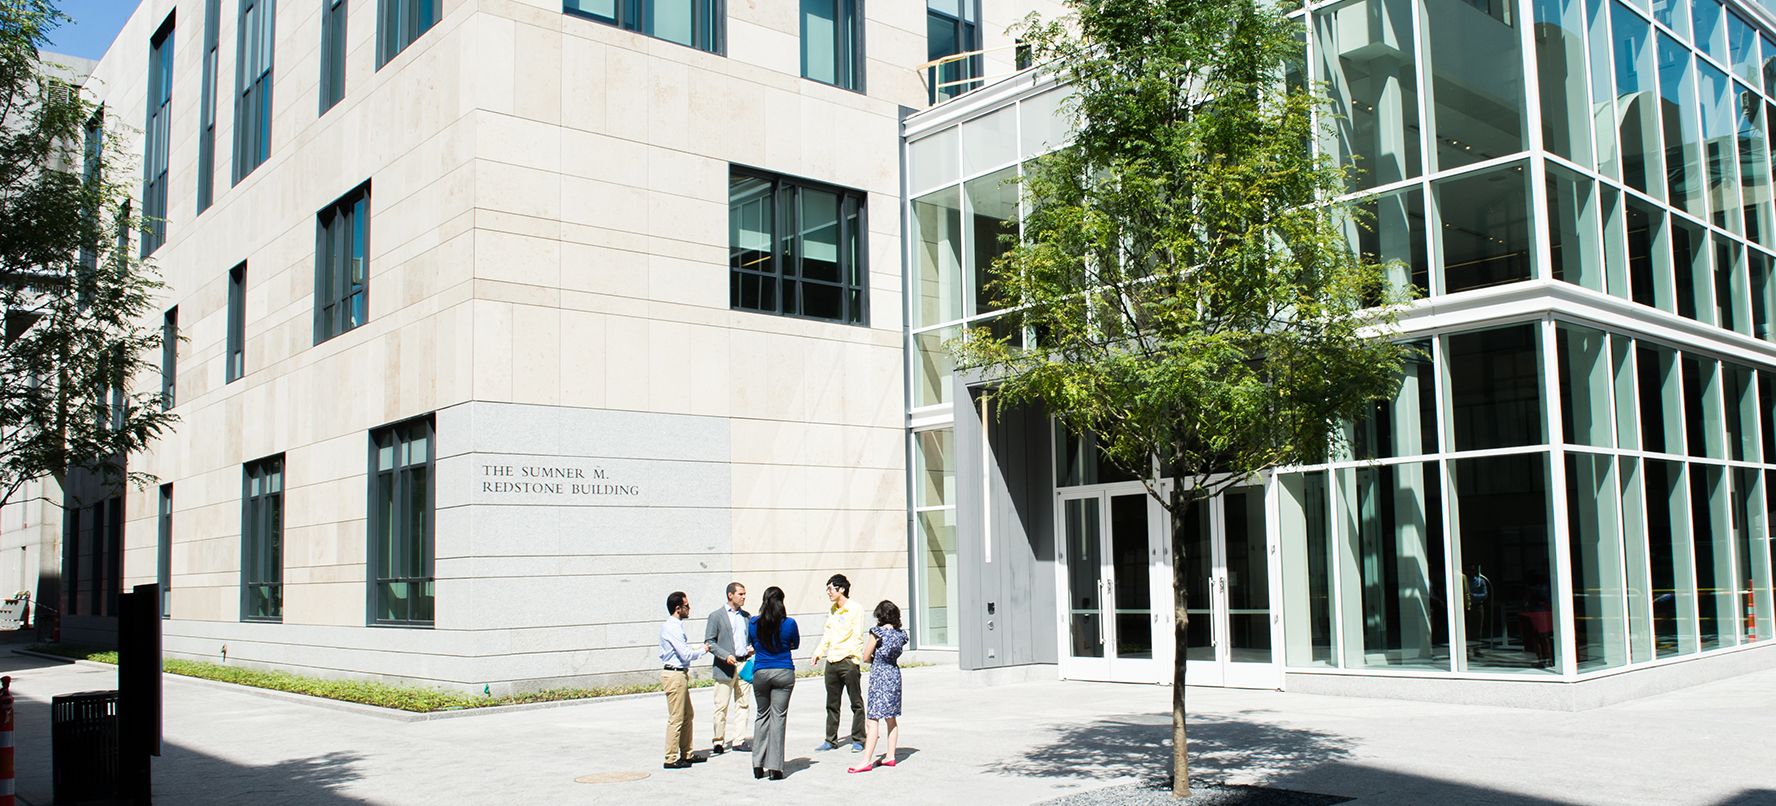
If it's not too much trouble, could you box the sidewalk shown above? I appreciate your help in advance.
[2,649,1771,805]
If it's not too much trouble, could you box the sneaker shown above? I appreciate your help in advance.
[850,742,865,752]
[815,741,836,752]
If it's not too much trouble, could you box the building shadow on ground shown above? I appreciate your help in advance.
[0,649,85,674]
[1713,791,1776,806]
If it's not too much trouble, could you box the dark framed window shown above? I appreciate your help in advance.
[729,168,868,325]
[158,484,173,618]
[315,182,370,343]
[161,307,177,408]
[801,0,863,91]
[563,0,724,54]
[241,454,284,622]
[369,415,434,626]
[63,507,79,616]
[198,0,220,211]
[142,15,174,255]
[320,0,348,112]
[378,0,438,67]
[227,263,246,381]
[926,0,978,103]
[79,108,103,285]
[233,0,275,183]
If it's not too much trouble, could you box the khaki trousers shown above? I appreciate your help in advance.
[661,670,694,762]
[711,675,752,744]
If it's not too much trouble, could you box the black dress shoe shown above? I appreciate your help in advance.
[753,766,765,779]
[767,770,784,781]
[686,754,707,763]
[663,760,692,770]
[711,743,725,755]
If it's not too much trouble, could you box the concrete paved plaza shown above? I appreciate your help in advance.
[3,649,1772,805]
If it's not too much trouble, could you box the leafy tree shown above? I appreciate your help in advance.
[953,0,1408,795]
[1,0,175,509]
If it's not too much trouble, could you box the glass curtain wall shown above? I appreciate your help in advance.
[901,0,1776,667]
[1277,319,1776,677]
[903,84,1074,647]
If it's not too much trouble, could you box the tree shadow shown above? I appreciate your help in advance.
[1000,710,1351,784]
[155,745,369,804]
[1712,791,1776,806]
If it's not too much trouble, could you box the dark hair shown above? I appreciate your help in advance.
[826,573,850,597]
[665,591,687,614]
[757,586,788,653]
[725,581,745,596]
[873,600,902,630]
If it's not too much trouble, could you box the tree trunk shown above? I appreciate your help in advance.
[1170,486,1191,799]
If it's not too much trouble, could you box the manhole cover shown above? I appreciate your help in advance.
[575,772,650,784]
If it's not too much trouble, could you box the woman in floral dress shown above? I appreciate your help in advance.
[849,600,908,773]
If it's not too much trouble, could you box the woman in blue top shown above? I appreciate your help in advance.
[747,586,799,780]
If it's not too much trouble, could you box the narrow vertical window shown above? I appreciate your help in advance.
[233,0,276,183]
[158,484,173,618]
[801,0,863,91]
[226,263,246,382]
[314,183,370,342]
[320,0,348,112]
[369,416,434,626]
[197,0,220,211]
[241,455,284,622]
[161,307,177,408]
[377,0,438,67]
[142,15,174,255]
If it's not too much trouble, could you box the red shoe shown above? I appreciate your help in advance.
[880,759,897,768]
[847,763,875,774]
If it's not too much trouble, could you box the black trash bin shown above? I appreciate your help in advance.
[51,690,120,804]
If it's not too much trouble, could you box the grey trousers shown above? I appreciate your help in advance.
[751,669,795,772]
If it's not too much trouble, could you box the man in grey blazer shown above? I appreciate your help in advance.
[704,581,754,754]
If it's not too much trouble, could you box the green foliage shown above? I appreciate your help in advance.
[1,0,176,508]
[957,0,1407,508]
[23,645,931,712]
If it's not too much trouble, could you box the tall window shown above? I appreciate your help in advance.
[158,484,173,618]
[370,416,434,626]
[378,0,438,67]
[197,0,220,211]
[241,455,284,622]
[563,0,723,54]
[801,0,863,91]
[226,263,246,382]
[79,109,103,283]
[233,0,275,183]
[320,0,347,112]
[142,16,174,255]
[315,183,370,342]
[161,307,177,408]
[925,0,977,103]
[729,168,868,325]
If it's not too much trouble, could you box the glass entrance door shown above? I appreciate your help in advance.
[1183,485,1281,689]
[1058,488,1165,682]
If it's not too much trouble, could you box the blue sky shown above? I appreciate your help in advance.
[43,0,141,61]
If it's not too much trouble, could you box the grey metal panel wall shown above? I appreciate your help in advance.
[956,389,1058,671]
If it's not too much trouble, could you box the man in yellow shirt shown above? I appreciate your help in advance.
[812,573,866,752]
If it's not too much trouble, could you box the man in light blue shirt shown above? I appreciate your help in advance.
[660,591,709,769]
